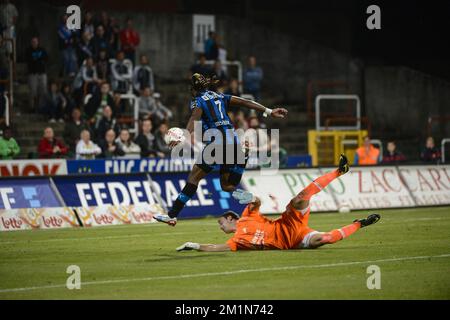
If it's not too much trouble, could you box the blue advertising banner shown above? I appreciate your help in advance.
[53,173,245,218]
[66,158,195,174]
[0,179,62,209]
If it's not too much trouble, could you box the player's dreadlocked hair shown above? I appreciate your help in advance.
[191,73,220,95]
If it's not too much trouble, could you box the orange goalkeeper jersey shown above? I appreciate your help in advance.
[226,203,314,250]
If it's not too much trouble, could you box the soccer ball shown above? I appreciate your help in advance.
[338,203,351,213]
[164,127,185,145]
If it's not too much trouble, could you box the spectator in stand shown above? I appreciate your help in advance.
[76,129,101,159]
[81,11,95,40]
[135,119,163,158]
[115,127,141,159]
[354,136,380,165]
[138,86,156,119]
[73,57,101,96]
[110,50,133,93]
[58,14,78,77]
[382,141,406,164]
[38,127,68,159]
[94,105,120,142]
[0,34,8,118]
[96,48,110,81]
[0,126,20,159]
[77,31,94,67]
[26,36,48,112]
[120,18,140,65]
[154,122,171,157]
[85,82,114,121]
[420,136,442,163]
[133,54,154,92]
[225,78,241,114]
[91,25,111,58]
[0,0,18,54]
[243,55,263,101]
[217,41,228,73]
[212,60,227,88]
[190,54,212,78]
[152,92,173,127]
[97,11,112,46]
[61,82,77,119]
[40,81,65,123]
[234,110,248,130]
[64,107,90,155]
[204,31,218,60]
[99,128,124,158]
[109,17,121,56]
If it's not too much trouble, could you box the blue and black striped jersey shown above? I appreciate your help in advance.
[190,90,233,131]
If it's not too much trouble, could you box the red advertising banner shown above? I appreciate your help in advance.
[0,160,68,177]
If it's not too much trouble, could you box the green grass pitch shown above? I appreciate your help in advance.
[0,207,449,299]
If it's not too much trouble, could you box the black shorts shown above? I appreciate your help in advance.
[196,139,246,175]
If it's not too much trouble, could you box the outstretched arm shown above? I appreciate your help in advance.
[176,242,231,252]
[229,96,288,118]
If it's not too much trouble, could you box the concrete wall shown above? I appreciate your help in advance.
[365,66,450,139]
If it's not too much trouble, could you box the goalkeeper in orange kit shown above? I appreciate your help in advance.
[176,154,380,252]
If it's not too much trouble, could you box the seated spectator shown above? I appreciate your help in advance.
[76,129,101,159]
[154,122,171,157]
[189,54,212,78]
[85,82,114,121]
[73,57,101,96]
[133,54,154,92]
[354,136,380,165]
[212,60,227,86]
[135,119,162,158]
[38,127,68,158]
[81,11,95,40]
[61,83,77,119]
[63,107,90,155]
[234,110,248,130]
[96,48,110,81]
[138,88,173,126]
[92,25,111,58]
[224,78,241,97]
[112,91,126,115]
[0,126,20,159]
[152,92,173,127]
[243,55,263,101]
[115,128,141,159]
[382,141,406,164]
[39,81,65,123]
[77,30,94,67]
[420,136,442,163]
[119,18,140,64]
[138,86,156,119]
[94,105,120,142]
[98,128,125,158]
[110,50,133,93]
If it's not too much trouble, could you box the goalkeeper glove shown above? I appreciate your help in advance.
[176,242,200,252]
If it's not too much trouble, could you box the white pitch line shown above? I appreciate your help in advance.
[0,230,218,245]
[1,253,449,294]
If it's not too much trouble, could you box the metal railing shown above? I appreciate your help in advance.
[442,138,450,163]
[307,80,350,119]
[315,94,361,131]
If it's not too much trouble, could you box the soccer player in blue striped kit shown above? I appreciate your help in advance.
[154,73,288,226]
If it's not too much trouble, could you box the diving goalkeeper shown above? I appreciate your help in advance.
[176,154,380,252]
